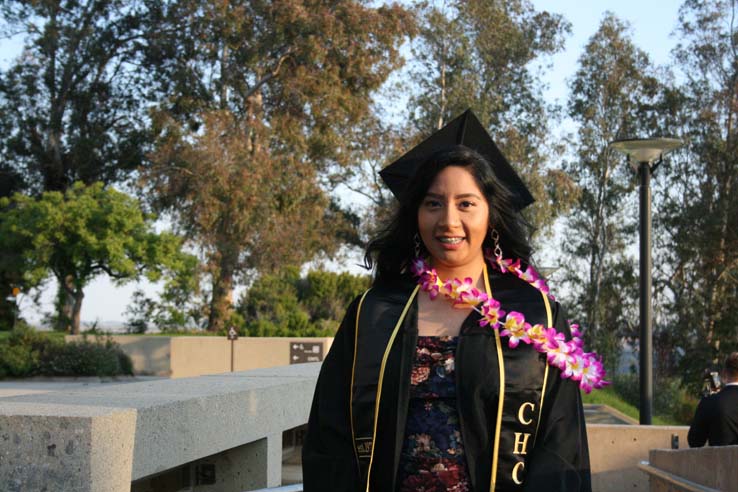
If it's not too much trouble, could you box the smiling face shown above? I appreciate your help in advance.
[417,165,490,277]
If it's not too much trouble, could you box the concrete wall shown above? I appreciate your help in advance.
[588,424,690,492]
[646,445,738,491]
[66,336,334,378]
[170,336,231,378]
[233,338,333,372]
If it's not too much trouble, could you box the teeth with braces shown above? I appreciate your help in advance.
[438,237,464,244]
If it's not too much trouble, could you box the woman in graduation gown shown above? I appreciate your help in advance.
[302,110,595,492]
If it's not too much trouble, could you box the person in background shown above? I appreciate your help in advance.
[688,352,738,447]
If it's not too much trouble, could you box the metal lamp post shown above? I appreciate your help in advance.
[609,137,682,425]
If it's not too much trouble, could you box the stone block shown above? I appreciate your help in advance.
[0,403,136,492]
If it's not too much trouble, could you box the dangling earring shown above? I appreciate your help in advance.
[414,233,422,258]
[490,227,504,268]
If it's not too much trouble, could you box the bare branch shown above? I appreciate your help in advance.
[242,48,295,101]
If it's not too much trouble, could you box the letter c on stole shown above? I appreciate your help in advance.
[517,401,535,425]
[512,461,525,485]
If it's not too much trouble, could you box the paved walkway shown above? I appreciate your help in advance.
[584,404,638,425]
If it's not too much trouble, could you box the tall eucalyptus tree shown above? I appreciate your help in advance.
[564,13,661,370]
[142,0,412,331]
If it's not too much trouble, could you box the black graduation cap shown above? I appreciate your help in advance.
[379,109,534,210]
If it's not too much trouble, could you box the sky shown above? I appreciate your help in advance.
[530,0,681,104]
[8,0,685,327]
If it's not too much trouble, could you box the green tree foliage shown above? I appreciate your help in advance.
[0,0,160,323]
[563,14,661,372]
[0,182,192,333]
[652,0,738,387]
[143,0,412,332]
[237,267,370,337]
[396,0,575,239]
[0,226,32,331]
[0,0,153,194]
[124,255,206,333]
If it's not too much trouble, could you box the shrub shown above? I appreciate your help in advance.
[0,327,133,378]
[39,336,134,377]
[0,343,37,378]
[0,324,61,378]
[117,347,134,375]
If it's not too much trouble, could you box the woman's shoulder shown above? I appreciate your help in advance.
[368,274,417,299]
[340,275,415,318]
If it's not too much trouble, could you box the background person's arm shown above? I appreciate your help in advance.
[687,397,711,447]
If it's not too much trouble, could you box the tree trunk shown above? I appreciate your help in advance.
[55,275,75,332]
[437,38,447,130]
[207,254,236,332]
[70,288,84,335]
[44,7,66,192]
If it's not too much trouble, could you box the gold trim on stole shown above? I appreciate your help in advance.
[484,263,506,492]
[533,292,553,444]
[350,289,372,468]
[365,285,420,492]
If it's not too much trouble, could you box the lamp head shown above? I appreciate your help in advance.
[609,137,683,170]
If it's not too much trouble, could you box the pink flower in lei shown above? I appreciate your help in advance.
[579,355,607,393]
[459,288,489,307]
[411,256,608,393]
[500,312,530,348]
[562,353,586,381]
[543,328,573,370]
[412,259,441,299]
[569,323,585,350]
[443,277,473,305]
[479,300,505,329]
[445,278,490,308]
[526,323,547,349]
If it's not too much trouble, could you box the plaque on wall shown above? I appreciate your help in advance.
[290,342,323,364]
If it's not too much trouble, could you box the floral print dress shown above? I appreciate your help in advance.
[397,336,471,492]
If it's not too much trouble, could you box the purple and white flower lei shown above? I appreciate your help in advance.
[410,255,609,393]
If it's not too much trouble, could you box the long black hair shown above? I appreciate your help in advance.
[364,145,533,285]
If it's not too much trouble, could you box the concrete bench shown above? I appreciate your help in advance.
[0,363,321,492]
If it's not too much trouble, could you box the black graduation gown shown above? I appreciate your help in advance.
[302,269,591,492]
